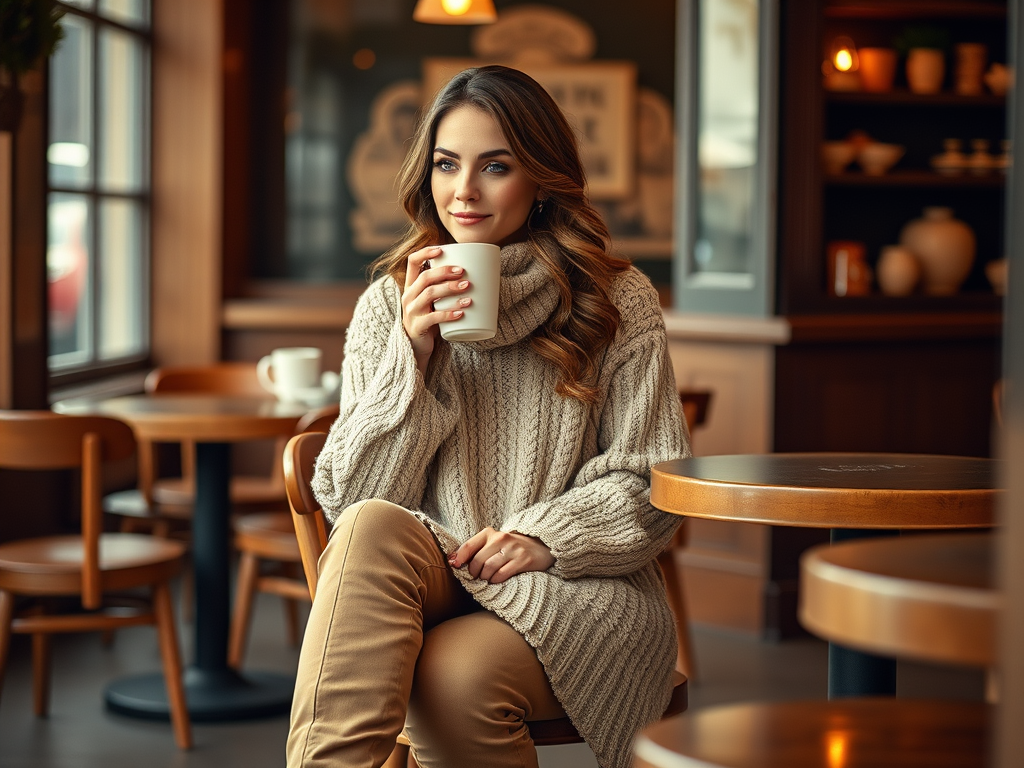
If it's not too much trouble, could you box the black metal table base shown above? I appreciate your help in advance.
[105,667,294,722]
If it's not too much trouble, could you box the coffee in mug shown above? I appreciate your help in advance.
[257,347,322,402]
[431,243,501,342]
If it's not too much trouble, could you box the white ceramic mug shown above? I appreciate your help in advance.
[257,347,322,403]
[431,243,501,342]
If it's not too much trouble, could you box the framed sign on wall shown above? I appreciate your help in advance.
[422,58,637,200]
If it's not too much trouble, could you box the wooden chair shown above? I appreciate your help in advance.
[0,411,192,748]
[654,389,712,681]
[284,430,688,768]
[103,362,291,536]
[227,403,340,668]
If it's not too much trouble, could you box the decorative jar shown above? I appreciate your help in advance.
[899,207,976,295]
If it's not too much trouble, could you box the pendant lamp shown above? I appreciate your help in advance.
[413,0,497,25]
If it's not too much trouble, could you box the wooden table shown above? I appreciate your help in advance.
[55,394,308,721]
[800,532,998,669]
[650,453,1000,697]
[633,699,990,768]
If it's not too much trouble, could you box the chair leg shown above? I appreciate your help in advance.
[32,633,51,717]
[228,551,260,669]
[280,562,302,647]
[153,581,192,749]
[657,545,697,682]
[0,590,13,711]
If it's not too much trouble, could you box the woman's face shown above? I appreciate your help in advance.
[431,104,540,247]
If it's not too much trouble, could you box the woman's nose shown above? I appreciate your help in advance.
[455,173,478,201]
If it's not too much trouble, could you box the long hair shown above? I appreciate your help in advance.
[371,65,631,403]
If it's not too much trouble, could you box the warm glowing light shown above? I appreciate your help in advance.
[442,0,471,14]
[834,48,853,71]
[826,731,848,768]
[353,48,376,70]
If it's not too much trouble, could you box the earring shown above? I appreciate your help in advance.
[535,199,545,214]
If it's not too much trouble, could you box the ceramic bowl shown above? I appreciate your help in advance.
[821,141,857,175]
[986,258,1008,296]
[858,142,905,175]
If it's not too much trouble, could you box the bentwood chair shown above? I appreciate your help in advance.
[227,403,340,668]
[283,430,688,768]
[0,411,192,748]
[104,362,289,537]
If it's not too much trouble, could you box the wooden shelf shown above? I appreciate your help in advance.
[825,90,1007,107]
[824,1,1006,20]
[825,170,1007,187]
[786,308,1003,342]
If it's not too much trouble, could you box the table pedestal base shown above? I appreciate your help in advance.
[828,643,897,698]
[105,668,294,722]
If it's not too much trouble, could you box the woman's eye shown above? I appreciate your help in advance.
[434,159,456,172]
[484,162,509,173]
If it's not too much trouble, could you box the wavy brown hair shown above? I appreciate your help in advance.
[372,65,630,403]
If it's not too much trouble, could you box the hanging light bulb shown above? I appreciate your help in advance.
[413,0,497,24]
[829,36,860,73]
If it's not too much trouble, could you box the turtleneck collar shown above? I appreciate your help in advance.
[462,240,559,351]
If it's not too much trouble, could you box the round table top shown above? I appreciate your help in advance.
[54,394,310,442]
[634,699,990,768]
[799,532,998,667]
[650,453,1000,528]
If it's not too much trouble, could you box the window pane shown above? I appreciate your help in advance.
[48,14,93,189]
[99,28,146,191]
[98,199,146,359]
[694,0,760,277]
[100,0,150,27]
[48,194,92,366]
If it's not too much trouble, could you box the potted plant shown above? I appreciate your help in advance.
[0,0,65,131]
[894,25,951,94]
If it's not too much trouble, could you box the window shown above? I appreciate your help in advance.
[47,0,151,374]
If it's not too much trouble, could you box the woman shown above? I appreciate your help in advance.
[287,65,688,768]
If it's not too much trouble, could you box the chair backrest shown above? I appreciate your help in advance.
[295,402,340,436]
[0,411,136,609]
[284,431,329,600]
[144,362,280,486]
[145,362,267,397]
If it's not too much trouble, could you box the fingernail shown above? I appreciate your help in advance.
[458,281,469,289]
[459,298,471,307]
[451,266,463,274]
[452,310,464,318]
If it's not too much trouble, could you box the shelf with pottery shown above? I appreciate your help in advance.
[824,170,1005,186]
[824,1,1006,21]
[824,90,1005,106]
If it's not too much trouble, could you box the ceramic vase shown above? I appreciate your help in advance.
[906,48,946,94]
[877,245,921,296]
[859,47,898,92]
[899,207,976,295]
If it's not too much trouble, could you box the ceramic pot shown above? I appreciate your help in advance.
[827,241,872,297]
[954,43,987,95]
[877,245,921,296]
[899,207,976,295]
[906,48,946,94]
[859,47,897,92]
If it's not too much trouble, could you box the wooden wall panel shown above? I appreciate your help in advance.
[151,0,223,365]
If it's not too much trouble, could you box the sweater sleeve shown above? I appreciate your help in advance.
[500,271,690,578]
[310,277,460,523]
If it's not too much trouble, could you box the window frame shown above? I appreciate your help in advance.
[47,0,153,386]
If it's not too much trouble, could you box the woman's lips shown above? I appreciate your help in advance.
[451,212,489,225]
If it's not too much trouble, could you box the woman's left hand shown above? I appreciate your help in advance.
[448,527,555,585]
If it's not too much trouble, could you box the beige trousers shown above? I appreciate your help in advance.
[287,499,565,768]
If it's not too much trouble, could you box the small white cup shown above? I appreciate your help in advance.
[257,347,322,403]
[431,243,501,342]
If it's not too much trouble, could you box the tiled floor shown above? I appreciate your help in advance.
[0,584,985,768]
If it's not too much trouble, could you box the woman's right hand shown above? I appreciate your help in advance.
[402,245,472,374]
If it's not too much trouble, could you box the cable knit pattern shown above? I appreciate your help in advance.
[312,241,689,768]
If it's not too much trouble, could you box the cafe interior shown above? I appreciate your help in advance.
[2,0,1024,765]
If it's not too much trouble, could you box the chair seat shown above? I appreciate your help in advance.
[233,512,302,560]
[0,534,186,594]
[103,488,192,520]
[152,475,285,507]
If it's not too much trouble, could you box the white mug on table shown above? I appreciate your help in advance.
[257,347,336,404]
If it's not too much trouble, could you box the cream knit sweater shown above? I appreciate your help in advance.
[311,240,689,768]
